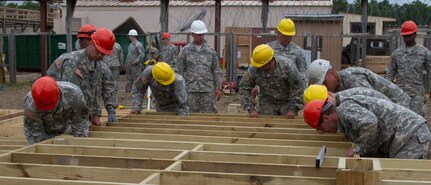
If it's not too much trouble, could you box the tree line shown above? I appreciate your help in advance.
[333,0,431,25]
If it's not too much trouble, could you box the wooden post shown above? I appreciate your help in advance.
[0,53,5,83]
[336,158,382,185]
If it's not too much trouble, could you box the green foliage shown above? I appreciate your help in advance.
[0,1,40,11]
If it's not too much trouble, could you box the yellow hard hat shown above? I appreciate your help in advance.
[152,62,175,85]
[277,18,296,36]
[250,44,274,68]
[303,84,328,104]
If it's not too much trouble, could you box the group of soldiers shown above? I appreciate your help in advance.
[23,18,431,160]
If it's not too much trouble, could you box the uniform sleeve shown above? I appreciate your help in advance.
[23,97,49,144]
[425,50,431,90]
[211,51,222,90]
[385,53,397,82]
[171,46,179,68]
[286,62,305,113]
[70,98,90,137]
[176,48,186,75]
[132,71,151,111]
[47,57,75,81]
[134,44,145,64]
[239,69,256,112]
[118,44,124,67]
[101,67,118,112]
[338,100,379,156]
[173,79,190,116]
[297,51,309,87]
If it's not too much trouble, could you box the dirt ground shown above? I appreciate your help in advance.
[0,72,239,113]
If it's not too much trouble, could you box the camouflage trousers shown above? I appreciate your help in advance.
[109,66,121,95]
[156,104,177,113]
[393,124,430,159]
[188,92,216,113]
[410,95,427,118]
[258,98,296,116]
[125,64,142,92]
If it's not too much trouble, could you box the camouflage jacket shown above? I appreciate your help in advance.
[337,67,410,107]
[267,40,308,86]
[23,81,90,144]
[126,40,145,66]
[337,95,430,157]
[102,43,123,67]
[386,44,431,96]
[46,49,118,117]
[159,43,178,67]
[176,42,222,92]
[336,87,410,108]
[132,66,189,116]
[239,56,304,113]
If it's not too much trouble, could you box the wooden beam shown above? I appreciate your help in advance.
[11,152,175,170]
[89,131,352,149]
[0,162,156,183]
[142,111,304,119]
[93,126,347,141]
[125,114,297,123]
[0,176,135,185]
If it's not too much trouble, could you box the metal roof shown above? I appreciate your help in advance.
[72,0,332,7]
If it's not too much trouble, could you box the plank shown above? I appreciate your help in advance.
[0,162,156,183]
[93,126,347,141]
[0,176,135,185]
[126,114,299,123]
[89,131,352,149]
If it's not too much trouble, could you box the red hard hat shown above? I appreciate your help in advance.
[303,100,325,129]
[77,24,97,39]
[400,21,417,36]
[31,76,60,111]
[162,32,171,40]
[91,28,115,55]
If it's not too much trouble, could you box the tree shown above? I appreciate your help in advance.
[332,0,349,14]
[18,1,39,11]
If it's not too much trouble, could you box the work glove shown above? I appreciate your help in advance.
[107,109,117,122]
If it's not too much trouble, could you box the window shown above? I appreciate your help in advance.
[350,22,376,34]
[303,36,322,51]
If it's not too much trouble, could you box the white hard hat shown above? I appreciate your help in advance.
[190,20,208,34]
[308,59,332,85]
[128,29,138,36]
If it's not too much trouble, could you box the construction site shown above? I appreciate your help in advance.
[1,0,431,185]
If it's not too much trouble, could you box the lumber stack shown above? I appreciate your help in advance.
[0,111,429,184]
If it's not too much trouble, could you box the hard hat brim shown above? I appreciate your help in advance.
[159,73,175,85]
[77,34,92,39]
[250,57,271,68]
[400,30,416,36]
[191,29,208,34]
[278,30,296,36]
[94,43,113,55]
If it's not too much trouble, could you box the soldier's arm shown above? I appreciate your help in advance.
[134,44,145,64]
[101,68,118,113]
[425,50,431,92]
[211,51,222,90]
[338,100,379,156]
[132,70,151,111]
[70,97,90,137]
[296,49,309,87]
[176,48,186,75]
[23,97,49,144]
[174,78,190,116]
[171,46,179,67]
[239,70,257,113]
[118,44,124,68]
[286,62,305,114]
[385,54,397,82]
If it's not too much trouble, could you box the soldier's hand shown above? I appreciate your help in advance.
[215,89,222,101]
[285,112,295,119]
[91,115,102,126]
[74,68,83,79]
[54,59,61,70]
[130,110,141,114]
[251,88,259,99]
[249,111,259,118]
[346,147,355,157]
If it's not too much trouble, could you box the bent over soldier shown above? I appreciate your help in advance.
[24,77,90,144]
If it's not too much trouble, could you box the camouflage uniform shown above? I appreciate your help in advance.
[23,82,90,144]
[159,43,178,67]
[74,40,81,50]
[267,40,308,86]
[386,44,431,117]
[336,87,410,108]
[47,49,118,119]
[131,66,189,116]
[337,95,430,159]
[176,42,222,113]
[125,40,145,92]
[337,67,411,109]
[239,56,304,115]
[102,43,123,94]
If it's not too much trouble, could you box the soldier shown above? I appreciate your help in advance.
[308,59,410,108]
[304,85,410,109]
[386,20,431,117]
[159,32,178,67]
[23,76,90,144]
[267,18,308,86]
[304,96,430,159]
[176,20,222,113]
[47,28,118,126]
[102,42,123,94]
[75,24,97,50]
[239,44,304,118]
[130,62,189,116]
[125,29,145,93]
